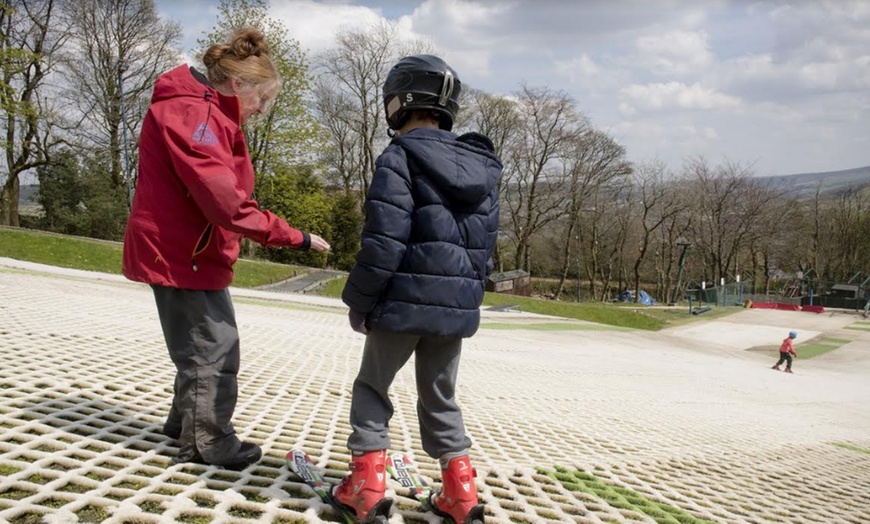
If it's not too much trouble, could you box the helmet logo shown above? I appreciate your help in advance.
[405,93,414,103]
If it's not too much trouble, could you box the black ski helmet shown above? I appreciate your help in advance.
[383,54,461,132]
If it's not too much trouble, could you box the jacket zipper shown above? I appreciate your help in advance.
[190,90,216,273]
[191,223,214,272]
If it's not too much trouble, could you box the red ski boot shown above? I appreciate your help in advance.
[771,365,780,371]
[333,450,393,522]
[785,368,793,374]
[430,455,485,523]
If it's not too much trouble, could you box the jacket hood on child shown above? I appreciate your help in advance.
[342,127,503,338]
[398,130,501,206]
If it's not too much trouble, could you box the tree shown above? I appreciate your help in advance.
[458,88,521,272]
[457,87,521,160]
[629,161,687,302]
[684,157,782,285]
[35,147,83,233]
[254,165,331,268]
[653,193,693,302]
[200,0,325,180]
[60,0,181,198]
[587,181,634,301]
[328,191,363,270]
[0,0,67,226]
[313,21,430,206]
[819,186,870,279]
[36,147,129,239]
[553,130,632,299]
[502,85,590,272]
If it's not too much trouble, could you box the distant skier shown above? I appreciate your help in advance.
[771,331,798,374]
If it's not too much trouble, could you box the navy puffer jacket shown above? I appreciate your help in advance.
[342,127,502,338]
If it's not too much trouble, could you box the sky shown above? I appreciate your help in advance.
[153,0,870,177]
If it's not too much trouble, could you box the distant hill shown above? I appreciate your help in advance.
[757,165,870,198]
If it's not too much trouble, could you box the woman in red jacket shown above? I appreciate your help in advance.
[123,26,329,469]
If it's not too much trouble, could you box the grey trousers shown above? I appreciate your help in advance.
[152,285,242,463]
[347,330,472,458]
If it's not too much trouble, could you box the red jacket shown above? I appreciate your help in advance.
[123,65,307,290]
[779,337,797,356]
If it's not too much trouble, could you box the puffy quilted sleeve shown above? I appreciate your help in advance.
[485,185,500,278]
[342,146,413,313]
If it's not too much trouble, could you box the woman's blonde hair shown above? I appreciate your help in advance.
[202,26,281,100]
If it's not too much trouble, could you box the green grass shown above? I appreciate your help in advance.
[318,275,348,297]
[797,337,851,359]
[231,258,306,288]
[316,275,669,330]
[482,292,669,330]
[830,442,870,455]
[845,321,870,332]
[479,322,632,332]
[0,226,303,288]
[540,466,716,524]
[312,275,746,331]
[0,227,123,274]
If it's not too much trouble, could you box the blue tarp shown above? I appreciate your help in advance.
[613,289,656,305]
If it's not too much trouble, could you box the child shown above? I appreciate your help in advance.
[772,330,798,373]
[337,54,501,524]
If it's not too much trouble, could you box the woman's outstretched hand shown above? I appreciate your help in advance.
[308,233,331,252]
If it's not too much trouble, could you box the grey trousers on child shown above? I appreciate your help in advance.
[152,285,243,464]
[347,329,473,458]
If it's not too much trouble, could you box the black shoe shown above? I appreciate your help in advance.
[212,442,262,471]
[162,423,181,440]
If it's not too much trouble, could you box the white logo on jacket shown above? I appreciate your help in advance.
[192,122,218,146]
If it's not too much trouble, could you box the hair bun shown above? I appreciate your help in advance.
[229,26,270,59]
[201,25,279,88]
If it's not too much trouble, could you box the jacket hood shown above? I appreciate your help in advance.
[150,65,241,123]
[396,128,502,206]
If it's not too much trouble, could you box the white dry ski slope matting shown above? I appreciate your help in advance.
[1,258,869,524]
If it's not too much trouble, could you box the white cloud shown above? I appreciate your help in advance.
[269,0,389,56]
[618,102,636,117]
[634,30,713,76]
[267,1,503,79]
[409,0,506,39]
[153,0,869,174]
[403,0,515,79]
[619,82,741,112]
[553,54,631,93]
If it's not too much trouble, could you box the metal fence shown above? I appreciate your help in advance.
[686,282,751,307]
[686,278,869,312]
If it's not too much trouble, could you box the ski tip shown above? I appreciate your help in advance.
[286,449,303,459]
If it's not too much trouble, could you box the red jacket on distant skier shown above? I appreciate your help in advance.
[779,337,797,356]
[123,65,308,290]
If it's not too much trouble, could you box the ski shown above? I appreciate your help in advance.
[285,450,393,524]
[286,450,356,524]
[386,452,431,505]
